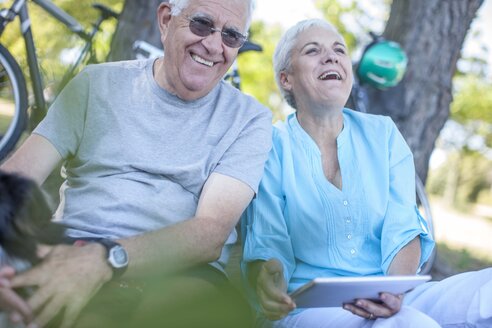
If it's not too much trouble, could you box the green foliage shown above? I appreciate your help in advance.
[437,242,492,271]
[452,75,492,124]
[1,0,122,91]
[428,76,492,209]
[237,21,285,122]
[428,150,492,208]
[314,0,357,51]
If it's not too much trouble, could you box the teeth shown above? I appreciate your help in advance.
[192,54,213,67]
[319,71,341,80]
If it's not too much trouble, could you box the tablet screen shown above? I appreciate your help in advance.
[289,275,431,308]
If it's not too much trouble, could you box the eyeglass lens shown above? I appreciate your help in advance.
[189,17,246,48]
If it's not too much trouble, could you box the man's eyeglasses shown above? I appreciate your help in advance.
[186,16,247,48]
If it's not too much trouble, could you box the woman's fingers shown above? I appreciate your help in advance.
[343,293,403,319]
[256,260,296,319]
[380,292,403,312]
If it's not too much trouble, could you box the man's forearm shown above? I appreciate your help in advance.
[387,236,421,275]
[119,215,234,279]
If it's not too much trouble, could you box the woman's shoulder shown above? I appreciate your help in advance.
[343,108,397,134]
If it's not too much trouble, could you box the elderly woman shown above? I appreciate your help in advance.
[242,19,492,328]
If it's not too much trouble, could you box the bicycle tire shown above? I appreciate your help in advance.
[415,175,437,274]
[0,44,28,160]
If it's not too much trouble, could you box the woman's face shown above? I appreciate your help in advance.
[281,26,353,110]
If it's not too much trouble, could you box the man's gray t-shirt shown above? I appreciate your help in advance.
[34,59,272,267]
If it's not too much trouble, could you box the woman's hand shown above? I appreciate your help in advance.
[11,243,112,328]
[255,259,296,321]
[0,266,34,326]
[343,292,403,320]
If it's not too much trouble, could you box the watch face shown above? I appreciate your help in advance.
[109,245,129,269]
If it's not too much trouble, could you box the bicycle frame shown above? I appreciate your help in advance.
[0,0,110,124]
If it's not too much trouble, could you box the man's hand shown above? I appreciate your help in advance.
[11,244,112,328]
[343,292,403,320]
[0,266,34,325]
[256,259,295,321]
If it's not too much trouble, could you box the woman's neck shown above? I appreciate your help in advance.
[296,105,344,148]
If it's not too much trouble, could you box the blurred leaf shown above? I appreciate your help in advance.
[1,0,122,94]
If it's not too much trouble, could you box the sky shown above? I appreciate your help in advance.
[253,0,492,78]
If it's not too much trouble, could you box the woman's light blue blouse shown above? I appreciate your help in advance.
[242,109,435,293]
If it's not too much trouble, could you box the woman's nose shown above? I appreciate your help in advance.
[323,52,339,64]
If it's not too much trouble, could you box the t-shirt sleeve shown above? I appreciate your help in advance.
[33,68,90,159]
[241,133,296,286]
[213,106,272,193]
[380,118,435,274]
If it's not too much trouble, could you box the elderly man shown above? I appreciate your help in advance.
[0,0,271,326]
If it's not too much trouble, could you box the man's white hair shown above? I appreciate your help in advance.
[167,0,254,31]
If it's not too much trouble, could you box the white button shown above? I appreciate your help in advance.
[350,249,356,255]
[343,200,348,206]
[346,218,351,223]
[347,234,352,240]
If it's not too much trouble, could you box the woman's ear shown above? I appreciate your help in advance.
[157,2,173,37]
[279,71,292,91]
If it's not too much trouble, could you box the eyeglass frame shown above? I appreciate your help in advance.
[185,15,248,48]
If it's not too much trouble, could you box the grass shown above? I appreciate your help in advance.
[435,241,492,273]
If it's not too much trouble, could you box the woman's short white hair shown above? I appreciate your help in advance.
[168,0,254,31]
[273,19,342,110]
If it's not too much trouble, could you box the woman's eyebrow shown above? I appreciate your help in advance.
[334,41,346,48]
[300,42,320,52]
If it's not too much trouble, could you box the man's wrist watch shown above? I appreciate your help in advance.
[92,238,129,278]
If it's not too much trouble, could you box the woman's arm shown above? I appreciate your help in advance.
[387,236,421,275]
[249,259,295,321]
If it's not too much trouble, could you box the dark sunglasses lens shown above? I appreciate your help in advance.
[222,30,245,48]
[189,18,213,37]
[189,17,246,48]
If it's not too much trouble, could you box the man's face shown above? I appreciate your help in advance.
[158,0,248,101]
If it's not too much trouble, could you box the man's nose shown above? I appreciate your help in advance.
[201,30,223,54]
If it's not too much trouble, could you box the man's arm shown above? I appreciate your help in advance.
[0,134,62,184]
[12,172,255,327]
[121,172,254,278]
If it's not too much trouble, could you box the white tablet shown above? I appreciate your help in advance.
[289,275,431,308]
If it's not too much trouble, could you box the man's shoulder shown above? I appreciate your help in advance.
[217,81,271,117]
[83,59,150,76]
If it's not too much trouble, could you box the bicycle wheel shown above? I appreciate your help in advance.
[0,44,28,160]
[416,176,437,274]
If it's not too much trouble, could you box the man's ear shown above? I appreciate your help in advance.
[157,2,173,38]
[279,71,292,91]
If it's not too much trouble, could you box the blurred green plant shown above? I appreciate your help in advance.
[428,75,492,208]
[237,21,284,122]
[436,242,492,272]
[0,0,122,93]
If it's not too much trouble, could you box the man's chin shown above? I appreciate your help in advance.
[180,79,221,98]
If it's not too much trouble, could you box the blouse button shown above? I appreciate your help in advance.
[347,234,352,240]
[343,200,348,206]
[350,249,356,255]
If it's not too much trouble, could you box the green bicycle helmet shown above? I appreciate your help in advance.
[357,39,408,89]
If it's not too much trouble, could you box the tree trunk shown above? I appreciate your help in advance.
[107,0,164,61]
[364,0,483,182]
